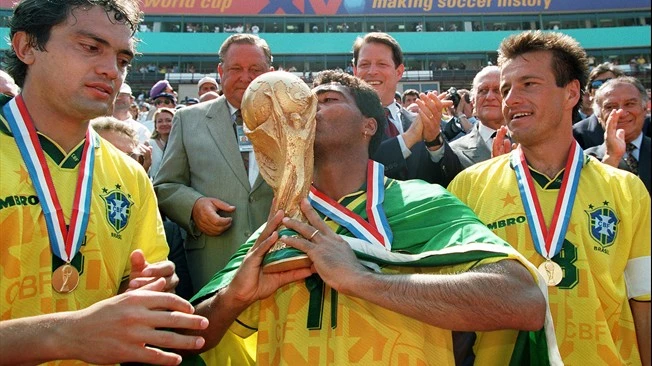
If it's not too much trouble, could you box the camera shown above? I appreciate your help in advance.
[446,87,471,109]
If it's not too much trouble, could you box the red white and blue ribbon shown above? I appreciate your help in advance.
[3,95,95,264]
[511,142,583,260]
[308,160,393,250]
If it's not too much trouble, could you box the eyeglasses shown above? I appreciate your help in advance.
[155,99,174,106]
[590,78,612,90]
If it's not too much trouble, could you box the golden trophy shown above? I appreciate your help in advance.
[241,71,317,273]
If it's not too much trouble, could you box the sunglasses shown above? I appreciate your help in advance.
[590,78,612,90]
[155,99,174,106]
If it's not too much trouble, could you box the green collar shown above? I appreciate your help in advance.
[0,95,86,168]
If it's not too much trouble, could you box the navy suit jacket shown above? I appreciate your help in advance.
[574,114,651,149]
[585,135,651,194]
[372,106,463,187]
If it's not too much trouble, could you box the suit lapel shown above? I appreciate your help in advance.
[459,126,490,165]
[205,97,251,190]
[472,127,491,163]
[398,107,415,131]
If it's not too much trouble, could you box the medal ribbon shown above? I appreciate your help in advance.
[308,160,393,249]
[3,95,95,263]
[511,142,583,259]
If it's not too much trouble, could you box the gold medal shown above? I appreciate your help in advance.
[52,264,79,293]
[538,260,563,287]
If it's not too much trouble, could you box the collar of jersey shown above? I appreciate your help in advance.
[0,95,86,168]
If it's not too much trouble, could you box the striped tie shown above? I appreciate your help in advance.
[625,143,639,175]
[234,110,249,175]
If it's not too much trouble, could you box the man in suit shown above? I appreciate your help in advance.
[352,32,462,186]
[154,34,274,292]
[449,66,505,169]
[586,76,651,194]
[572,62,624,149]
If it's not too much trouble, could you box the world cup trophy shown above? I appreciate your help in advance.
[241,71,317,273]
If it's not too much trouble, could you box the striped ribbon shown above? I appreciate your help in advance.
[511,142,583,259]
[3,95,95,263]
[308,160,393,250]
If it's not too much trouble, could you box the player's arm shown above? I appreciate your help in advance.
[182,210,311,353]
[281,200,546,332]
[631,299,651,366]
[0,281,208,365]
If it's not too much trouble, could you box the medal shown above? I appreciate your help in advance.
[512,142,584,285]
[3,96,96,293]
[537,260,563,287]
[52,264,80,293]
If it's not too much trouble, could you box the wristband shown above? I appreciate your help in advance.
[424,134,444,148]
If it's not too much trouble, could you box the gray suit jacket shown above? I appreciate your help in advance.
[449,123,491,169]
[153,96,273,290]
[585,135,651,194]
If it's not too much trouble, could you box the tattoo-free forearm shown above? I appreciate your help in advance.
[338,259,545,331]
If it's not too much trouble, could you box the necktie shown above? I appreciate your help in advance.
[625,143,639,175]
[384,108,399,138]
[234,110,250,175]
[488,131,497,149]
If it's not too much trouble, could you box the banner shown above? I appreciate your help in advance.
[137,0,651,15]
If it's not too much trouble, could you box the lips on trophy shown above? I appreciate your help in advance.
[241,71,317,273]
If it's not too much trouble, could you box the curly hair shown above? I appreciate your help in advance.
[6,0,142,87]
[312,70,386,156]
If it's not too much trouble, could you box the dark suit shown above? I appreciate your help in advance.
[585,135,651,194]
[372,106,463,187]
[574,114,651,150]
[154,96,274,291]
[449,123,492,169]
[572,114,603,149]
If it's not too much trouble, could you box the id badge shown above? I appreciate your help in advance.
[236,125,253,152]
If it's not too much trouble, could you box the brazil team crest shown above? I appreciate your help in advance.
[585,202,619,247]
[100,185,134,233]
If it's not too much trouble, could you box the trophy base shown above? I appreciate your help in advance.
[262,248,313,273]
[262,228,313,273]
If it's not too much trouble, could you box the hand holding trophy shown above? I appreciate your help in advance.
[241,71,317,273]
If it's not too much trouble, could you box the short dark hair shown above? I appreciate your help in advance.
[6,0,142,87]
[402,89,419,104]
[498,31,588,117]
[218,33,272,66]
[312,70,386,156]
[352,32,404,68]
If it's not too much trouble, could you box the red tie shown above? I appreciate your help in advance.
[384,108,399,138]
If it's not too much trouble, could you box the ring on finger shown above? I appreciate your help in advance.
[308,229,320,240]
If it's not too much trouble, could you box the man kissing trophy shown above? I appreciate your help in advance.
[241,71,317,272]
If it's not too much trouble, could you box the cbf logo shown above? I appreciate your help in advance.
[586,201,619,249]
[100,184,133,238]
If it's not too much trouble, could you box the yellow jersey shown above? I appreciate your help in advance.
[448,153,651,365]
